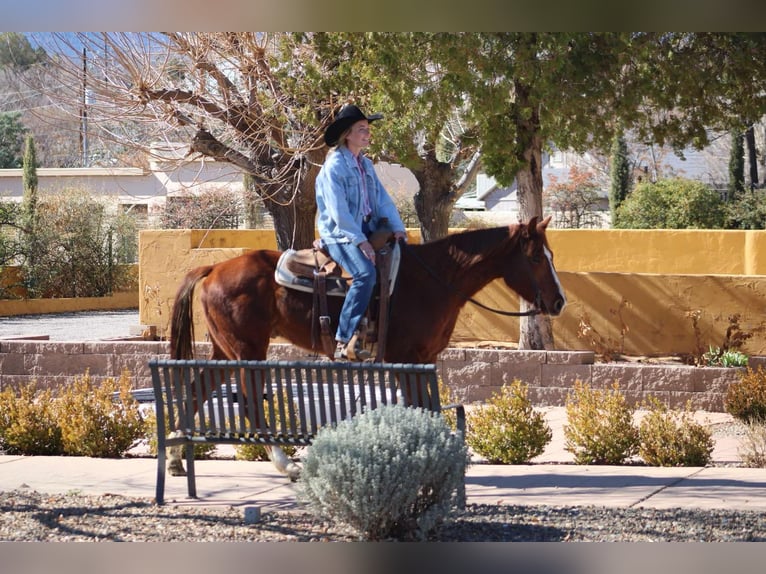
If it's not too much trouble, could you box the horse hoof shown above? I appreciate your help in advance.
[168,464,187,477]
[286,462,301,482]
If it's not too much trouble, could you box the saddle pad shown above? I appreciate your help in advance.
[274,244,401,297]
[275,249,349,296]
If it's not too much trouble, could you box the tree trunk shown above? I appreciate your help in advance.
[514,99,555,350]
[264,150,323,251]
[411,149,456,242]
[746,125,758,190]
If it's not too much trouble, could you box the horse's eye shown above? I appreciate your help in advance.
[530,252,543,265]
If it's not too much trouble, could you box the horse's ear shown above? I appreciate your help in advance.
[539,215,553,230]
[527,215,539,230]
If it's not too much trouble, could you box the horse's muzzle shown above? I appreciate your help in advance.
[549,296,566,316]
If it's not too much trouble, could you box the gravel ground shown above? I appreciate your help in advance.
[1,489,765,542]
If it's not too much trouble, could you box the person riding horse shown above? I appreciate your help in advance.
[315,104,408,361]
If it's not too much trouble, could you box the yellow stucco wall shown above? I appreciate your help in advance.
[139,228,766,357]
[549,228,766,275]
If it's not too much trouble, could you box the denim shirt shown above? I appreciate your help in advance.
[316,146,405,246]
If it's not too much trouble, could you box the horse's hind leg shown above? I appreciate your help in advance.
[167,431,187,476]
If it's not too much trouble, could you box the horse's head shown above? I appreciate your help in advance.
[505,215,567,316]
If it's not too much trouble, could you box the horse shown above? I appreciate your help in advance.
[166,215,566,478]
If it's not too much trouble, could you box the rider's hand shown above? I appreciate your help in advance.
[358,240,376,263]
[394,231,407,243]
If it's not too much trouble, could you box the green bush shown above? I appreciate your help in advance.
[724,366,766,424]
[143,409,218,460]
[615,177,725,229]
[564,381,640,465]
[298,403,467,541]
[0,382,63,455]
[702,346,749,368]
[638,397,713,466]
[56,371,145,458]
[466,380,552,464]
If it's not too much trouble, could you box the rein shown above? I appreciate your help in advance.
[401,240,542,317]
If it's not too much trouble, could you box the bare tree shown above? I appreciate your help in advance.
[26,33,336,249]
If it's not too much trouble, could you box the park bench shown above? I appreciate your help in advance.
[148,358,465,505]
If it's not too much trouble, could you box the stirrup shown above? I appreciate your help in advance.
[335,340,371,361]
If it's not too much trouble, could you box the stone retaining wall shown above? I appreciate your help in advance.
[0,340,749,412]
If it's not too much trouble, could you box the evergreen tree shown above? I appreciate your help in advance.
[21,135,38,231]
[0,112,26,168]
[20,135,39,294]
[609,132,630,227]
[729,129,745,201]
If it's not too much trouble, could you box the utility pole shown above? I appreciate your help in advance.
[79,47,88,167]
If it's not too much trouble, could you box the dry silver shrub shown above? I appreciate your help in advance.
[740,421,766,467]
[297,403,467,541]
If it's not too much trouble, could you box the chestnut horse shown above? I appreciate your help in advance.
[166,215,566,477]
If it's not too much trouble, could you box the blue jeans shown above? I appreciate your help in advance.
[325,241,376,343]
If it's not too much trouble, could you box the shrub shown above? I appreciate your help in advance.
[615,177,725,229]
[19,187,138,298]
[234,387,299,461]
[143,409,218,460]
[564,381,640,465]
[739,422,766,468]
[56,371,145,458]
[298,403,467,541]
[466,381,552,464]
[235,442,297,461]
[638,397,713,466]
[437,378,460,432]
[724,366,766,424]
[0,382,63,455]
[702,346,749,368]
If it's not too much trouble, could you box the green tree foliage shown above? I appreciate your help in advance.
[615,178,726,229]
[609,132,631,226]
[0,33,47,72]
[0,112,26,168]
[725,189,766,229]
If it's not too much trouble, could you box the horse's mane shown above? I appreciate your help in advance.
[411,224,522,266]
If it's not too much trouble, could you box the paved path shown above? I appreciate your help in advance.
[2,407,765,513]
[0,310,140,341]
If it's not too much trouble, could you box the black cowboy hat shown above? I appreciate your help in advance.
[324,104,383,147]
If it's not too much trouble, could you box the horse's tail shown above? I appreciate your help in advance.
[170,265,214,360]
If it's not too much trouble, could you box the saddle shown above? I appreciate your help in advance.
[274,233,401,361]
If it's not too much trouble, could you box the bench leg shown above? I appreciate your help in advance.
[156,442,167,505]
[185,443,197,499]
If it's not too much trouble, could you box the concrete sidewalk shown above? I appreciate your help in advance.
[2,407,765,513]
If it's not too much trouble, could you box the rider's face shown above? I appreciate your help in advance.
[345,120,371,154]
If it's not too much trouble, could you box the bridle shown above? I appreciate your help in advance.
[401,239,543,317]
